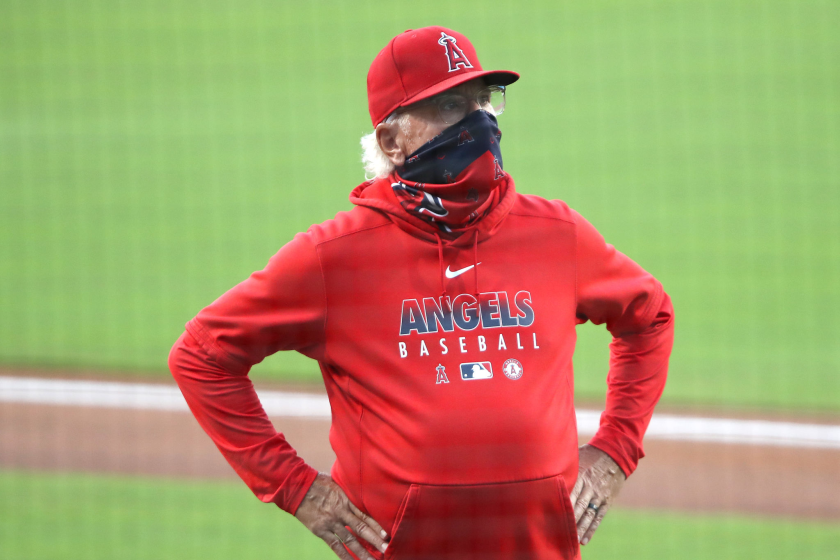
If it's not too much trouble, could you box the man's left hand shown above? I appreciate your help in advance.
[569,444,626,546]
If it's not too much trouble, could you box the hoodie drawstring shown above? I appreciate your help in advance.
[473,229,480,300]
[435,233,447,304]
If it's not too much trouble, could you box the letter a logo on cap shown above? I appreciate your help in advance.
[438,32,474,72]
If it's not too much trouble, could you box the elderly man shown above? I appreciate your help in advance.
[169,26,674,560]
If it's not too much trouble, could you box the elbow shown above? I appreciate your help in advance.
[655,292,674,327]
[168,331,190,383]
[642,292,674,346]
[650,291,675,355]
[168,329,239,383]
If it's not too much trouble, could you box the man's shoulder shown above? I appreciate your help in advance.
[509,192,579,226]
[303,205,393,246]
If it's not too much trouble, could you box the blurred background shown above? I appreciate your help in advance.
[1,0,838,558]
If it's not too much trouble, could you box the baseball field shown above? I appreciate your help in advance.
[1,0,838,558]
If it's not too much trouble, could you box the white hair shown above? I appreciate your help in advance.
[360,112,411,180]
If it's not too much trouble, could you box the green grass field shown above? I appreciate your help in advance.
[2,3,837,557]
[1,470,837,560]
[1,0,839,410]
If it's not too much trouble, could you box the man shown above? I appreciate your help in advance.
[169,26,674,560]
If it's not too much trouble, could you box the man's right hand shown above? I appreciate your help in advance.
[295,473,389,560]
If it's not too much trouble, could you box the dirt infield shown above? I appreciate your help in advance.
[2,395,839,521]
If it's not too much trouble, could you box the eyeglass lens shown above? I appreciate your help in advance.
[438,86,506,124]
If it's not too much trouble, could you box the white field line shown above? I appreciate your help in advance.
[0,377,331,418]
[2,376,839,450]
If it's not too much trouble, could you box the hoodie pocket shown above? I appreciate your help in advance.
[385,474,579,560]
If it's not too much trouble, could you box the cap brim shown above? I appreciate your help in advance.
[400,69,520,108]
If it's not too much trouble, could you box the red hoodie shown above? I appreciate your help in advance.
[169,175,674,560]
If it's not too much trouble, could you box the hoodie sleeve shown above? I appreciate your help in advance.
[168,232,325,514]
[572,210,675,477]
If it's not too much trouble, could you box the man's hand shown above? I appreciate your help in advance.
[569,444,626,546]
[295,473,389,560]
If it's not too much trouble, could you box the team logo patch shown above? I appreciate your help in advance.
[435,364,450,384]
[438,32,474,72]
[502,359,523,380]
[460,362,493,380]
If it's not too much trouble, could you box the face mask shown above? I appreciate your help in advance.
[392,110,508,234]
[399,109,504,184]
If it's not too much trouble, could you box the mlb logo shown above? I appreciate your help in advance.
[460,362,493,380]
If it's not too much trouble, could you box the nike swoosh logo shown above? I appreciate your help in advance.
[445,262,482,279]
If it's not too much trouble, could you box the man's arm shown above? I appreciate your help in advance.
[169,330,319,511]
[168,233,388,559]
[585,294,674,476]
[568,210,676,545]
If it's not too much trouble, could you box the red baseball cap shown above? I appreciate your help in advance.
[367,27,520,126]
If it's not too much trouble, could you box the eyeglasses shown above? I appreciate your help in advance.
[409,85,507,125]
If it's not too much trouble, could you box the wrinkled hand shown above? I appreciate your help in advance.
[295,473,389,560]
[570,444,626,546]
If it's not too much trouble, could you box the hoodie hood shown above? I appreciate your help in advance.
[349,172,517,248]
[350,172,517,303]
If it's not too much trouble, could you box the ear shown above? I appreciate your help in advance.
[376,120,406,167]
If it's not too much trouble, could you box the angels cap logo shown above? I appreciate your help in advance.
[438,32,474,72]
[503,358,523,380]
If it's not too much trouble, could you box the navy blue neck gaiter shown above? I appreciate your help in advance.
[389,110,508,234]
[398,109,503,185]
